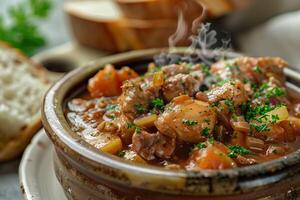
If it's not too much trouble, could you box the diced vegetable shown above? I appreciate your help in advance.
[88,64,121,97]
[246,136,264,152]
[231,131,246,147]
[134,114,158,128]
[231,121,250,133]
[121,150,147,164]
[266,145,288,156]
[99,135,123,154]
[265,106,289,123]
[147,63,156,72]
[152,71,164,87]
[280,119,297,142]
[88,65,138,97]
[192,146,236,170]
[287,116,300,133]
[117,66,139,82]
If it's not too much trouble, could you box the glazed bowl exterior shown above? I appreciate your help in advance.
[42,48,300,200]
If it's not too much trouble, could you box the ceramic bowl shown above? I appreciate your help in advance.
[42,48,300,200]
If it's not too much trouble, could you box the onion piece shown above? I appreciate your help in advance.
[265,106,289,123]
[246,136,265,152]
[152,71,164,87]
[134,114,158,127]
[231,121,250,133]
[230,116,250,133]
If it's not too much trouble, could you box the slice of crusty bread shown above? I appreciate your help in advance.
[0,42,49,162]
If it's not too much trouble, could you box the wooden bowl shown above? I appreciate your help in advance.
[42,48,300,200]
[64,0,192,52]
[116,0,204,20]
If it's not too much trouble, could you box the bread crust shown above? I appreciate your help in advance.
[0,118,42,162]
[0,41,48,162]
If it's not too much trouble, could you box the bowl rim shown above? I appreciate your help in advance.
[42,48,300,193]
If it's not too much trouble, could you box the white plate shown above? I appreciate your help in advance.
[19,129,67,200]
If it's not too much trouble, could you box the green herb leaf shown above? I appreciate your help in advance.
[182,119,198,126]
[253,65,263,74]
[127,122,142,134]
[224,99,234,112]
[201,64,211,76]
[106,104,119,112]
[201,127,210,137]
[0,0,52,55]
[228,145,251,158]
[135,104,146,114]
[150,98,165,111]
[195,143,207,149]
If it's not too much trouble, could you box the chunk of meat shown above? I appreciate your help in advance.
[118,79,153,120]
[253,124,285,143]
[114,114,135,144]
[187,144,236,170]
[207,80,248,106]
[162,64,189,77]
[211,57,287,84]
[155,95,217,144]
[132,131,175,160]
[162,74,202,102]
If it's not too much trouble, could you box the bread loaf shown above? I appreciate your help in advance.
[0,42,49,161]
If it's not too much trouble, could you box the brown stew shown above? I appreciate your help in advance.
[66,57,300,170]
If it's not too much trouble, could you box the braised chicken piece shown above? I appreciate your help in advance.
[155,95,216,143]
[132,130,175,160]
[118,79,154,121]
[162,74,203,102]
[207,80,248,106]
[211,57,287,85]
[66,57,300,171]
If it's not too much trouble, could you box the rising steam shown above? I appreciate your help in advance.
[155,1,232,66]
[168,10,188,50]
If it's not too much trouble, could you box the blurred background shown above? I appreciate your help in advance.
[1,0,300,67]
[1,0,300,199]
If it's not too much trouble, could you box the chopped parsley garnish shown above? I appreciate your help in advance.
[127,122,142,134]
[244,103,274,122]
[210,102,220,107]
[117,151,126,157]
[182,119,198,126]
[127,122,135,129]
[106,104,119,112]
[208,137,214,144]
[135,126,142,134]
[135,104,146,113]
[228,145,251,158]
[201,127,210,137]
[195,142,207,149]
[150,98,165,111]
[266,87,285,98]
[224,99,234,112]
[250,123,270,132]
[201,64,211,76]
[271,114,280,124]
[216,79,230,87]
[253,65,263,74]
[203,118,210,123]
[253,83,285,99]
